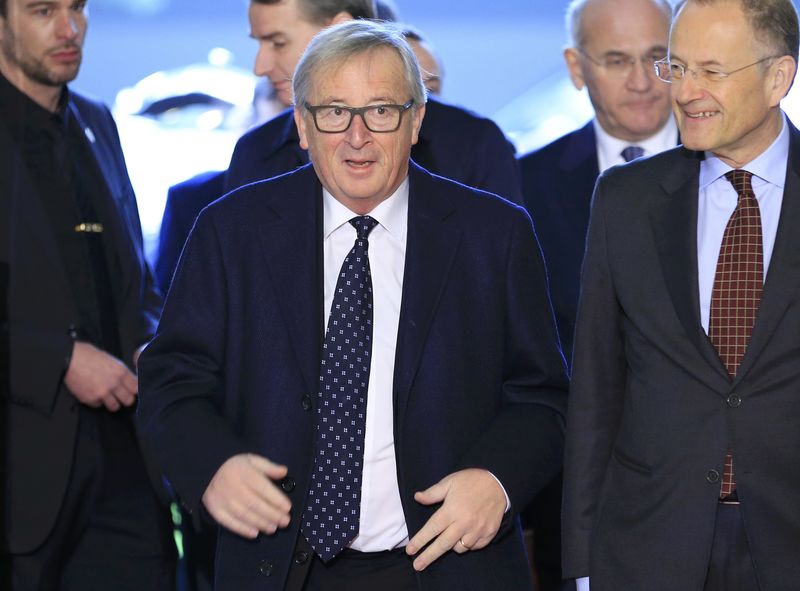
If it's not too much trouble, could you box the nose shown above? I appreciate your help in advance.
[671,73,704,107]
[626,58,654,92]
[55,11,80,40]
[345,112,371,148]
[253,44,275,78]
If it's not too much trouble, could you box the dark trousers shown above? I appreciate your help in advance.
[3,406,175,591]
[703,502,760,591]
[285,535,419,591]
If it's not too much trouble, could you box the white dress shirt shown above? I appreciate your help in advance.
[322,180,410,551]
[594,117,678,173]
[697,114,788,333]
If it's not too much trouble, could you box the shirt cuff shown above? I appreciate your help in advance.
[486,471,511,513]
[576,577,591,591]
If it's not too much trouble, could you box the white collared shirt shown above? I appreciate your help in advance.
[594,116,678,173]
[697,115,789,333]
[322,180,410,551]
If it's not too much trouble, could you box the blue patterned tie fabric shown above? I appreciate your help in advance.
[621,145,644,162]
[301,215,378,562]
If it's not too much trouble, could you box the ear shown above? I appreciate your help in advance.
[564,47,585,90]
[410,102,426,146]
[328,11,353,26]
[768,55,797,105]
[294,107,310,150]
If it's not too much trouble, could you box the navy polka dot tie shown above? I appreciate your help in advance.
[301,215,378,562]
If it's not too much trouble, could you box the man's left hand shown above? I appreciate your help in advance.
[405,468,506,571]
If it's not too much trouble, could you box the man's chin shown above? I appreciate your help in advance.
[276,87,293,108]
[29,65,80,88]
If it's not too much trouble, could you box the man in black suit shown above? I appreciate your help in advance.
[154,0,523,294]
[563,1,800,589]
[138,20,567,591]
[0,0,173,588]
[519,0,676,367]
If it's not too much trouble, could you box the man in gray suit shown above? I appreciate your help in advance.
[563,0,800,589]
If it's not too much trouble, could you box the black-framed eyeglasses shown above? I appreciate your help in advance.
[653,56,780,84]
[303,100,415,133]
[578,48,667,78]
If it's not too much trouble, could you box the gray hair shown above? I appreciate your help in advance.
[293,19,427,108]
[251,0,377,24]
[566,0,673,47]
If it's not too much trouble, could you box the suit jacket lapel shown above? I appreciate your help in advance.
[560,122,600,237]
[560,121,599,178]
[257,166,323,394]
[68,101,139,299]
[653,149,731,382]
[734,123,800,383]
[393,164,461,424]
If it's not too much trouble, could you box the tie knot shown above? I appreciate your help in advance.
[350,215,378,240]
[724,169,754,195]
[621,146,644,162]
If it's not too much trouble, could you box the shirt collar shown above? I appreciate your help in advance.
[699,113,789,191]
[323,176,409,242]
[594,116,678,169]
[0,72,70,138]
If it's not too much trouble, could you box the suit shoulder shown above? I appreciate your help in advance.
[423,166,527,222]
[520,128,582,166]
[205,163,313,219]
[600,145,688,185]
[424,98,507,141]
[519,122,595,171]
[69,91,117,131]
[167,170,226,210]
[596,146,696,211]
[233,108,294,155]
[69,90,107,114]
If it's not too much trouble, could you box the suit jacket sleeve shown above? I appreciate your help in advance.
[137,209,251,512]
[458,207,567,515]
[561,177,627,578]
[154,186,187,294]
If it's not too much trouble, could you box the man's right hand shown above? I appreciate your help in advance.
[64,341,138,411]
[202,454,292,539]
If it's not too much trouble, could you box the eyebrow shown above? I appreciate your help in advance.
[249,31,286,41]
[24,1,58,8]
[668,52,723,67]
[602,45,667,57]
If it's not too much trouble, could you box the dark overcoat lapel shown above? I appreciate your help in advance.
[393,163,462,425]
[256,167,324,397]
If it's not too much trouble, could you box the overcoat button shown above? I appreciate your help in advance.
[258,559,274,576]
[280,477,296,493]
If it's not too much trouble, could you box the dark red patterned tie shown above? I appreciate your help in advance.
[709,170,763,497]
